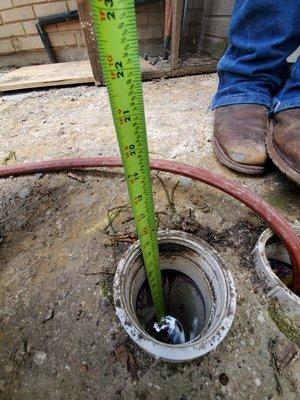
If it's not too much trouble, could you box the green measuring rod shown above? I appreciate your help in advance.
[89,0,165,320]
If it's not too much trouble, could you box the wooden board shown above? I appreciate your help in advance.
[0,59,157,92]
[77,0,103,86]
[204,0,234,16]
[201,16,231,38]
[0,60,93,92]
[170,0,184,70]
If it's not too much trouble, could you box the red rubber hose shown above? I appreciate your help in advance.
[1,156,300,291]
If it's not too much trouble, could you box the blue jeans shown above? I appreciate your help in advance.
[211,0,300,113]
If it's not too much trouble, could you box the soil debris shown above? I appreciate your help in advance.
[219,373,229,386]
[80,362,89,373]
[42,308,54,323]
[67,172,86,183]
[269,336,299,373]
[1,149,17,165]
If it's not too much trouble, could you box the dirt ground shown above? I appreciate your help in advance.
[147,51,216,69]
[0,74,300,400]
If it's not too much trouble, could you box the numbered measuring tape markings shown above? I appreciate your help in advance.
[89,0,165,319]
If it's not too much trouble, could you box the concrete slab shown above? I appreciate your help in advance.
[0,74,299,400]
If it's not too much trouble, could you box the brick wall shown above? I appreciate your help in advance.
[0,0,204,67]
[0,0,81,58]
[136,0,205,56]
[136,2,164,57]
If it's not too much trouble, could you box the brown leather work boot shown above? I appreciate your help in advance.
[213,104,269,174]
[267,108,300,185]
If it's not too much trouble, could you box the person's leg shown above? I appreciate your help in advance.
[212,0,300,109]
[273,56,300,113]
[267,57,300,184]
[212,0,300,174]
